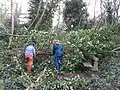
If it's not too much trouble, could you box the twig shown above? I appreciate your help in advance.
[111,47,120,51]
[109,51,120,53]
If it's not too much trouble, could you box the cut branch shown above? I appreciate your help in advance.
[25,67,47,90]
[1,34,29,37]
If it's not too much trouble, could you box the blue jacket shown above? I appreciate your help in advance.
[25,45,36,57]
[53,42,63,56]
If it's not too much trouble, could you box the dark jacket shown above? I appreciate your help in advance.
[53,42,63,56]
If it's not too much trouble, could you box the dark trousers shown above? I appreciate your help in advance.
[54,56,63,71]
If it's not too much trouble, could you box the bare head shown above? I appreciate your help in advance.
[52,40,60,44]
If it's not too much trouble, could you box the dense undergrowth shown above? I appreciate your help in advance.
[0,26,120,90]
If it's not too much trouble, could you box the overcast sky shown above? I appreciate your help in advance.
[0,0,101,18]
[0,0,101,24]
[15,0,101,18]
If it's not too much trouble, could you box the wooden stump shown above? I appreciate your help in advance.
[83,56,99,72]
[92,56,99,71]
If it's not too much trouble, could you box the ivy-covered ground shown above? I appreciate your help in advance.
[89,55,120,90]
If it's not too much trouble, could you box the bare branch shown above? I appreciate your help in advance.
[33,2,48,30]
[27,0,42,30]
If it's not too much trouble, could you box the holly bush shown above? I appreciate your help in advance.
[62,28,115,72]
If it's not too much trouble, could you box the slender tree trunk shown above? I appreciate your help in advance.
[8,0,14,48]
[94,0,96,27]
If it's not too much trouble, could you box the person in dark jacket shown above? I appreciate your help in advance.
[24,41,36,72]
[52,40,63,73]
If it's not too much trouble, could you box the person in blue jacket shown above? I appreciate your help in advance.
[52,40,63,73]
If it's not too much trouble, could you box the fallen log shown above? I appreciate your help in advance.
[7,49,67,56]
